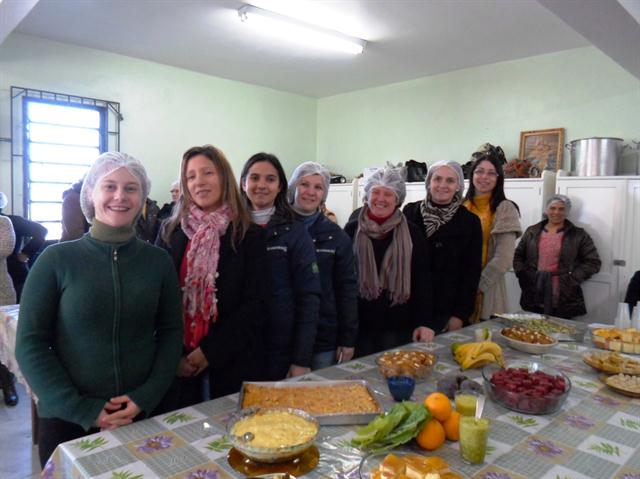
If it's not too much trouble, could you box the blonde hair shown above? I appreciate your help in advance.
[161,145,250,247]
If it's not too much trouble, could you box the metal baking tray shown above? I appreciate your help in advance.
[238,379,383,425]
[494,312,586,342]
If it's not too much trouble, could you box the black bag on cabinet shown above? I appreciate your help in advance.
[405,160,428,183]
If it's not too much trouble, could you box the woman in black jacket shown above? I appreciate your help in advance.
[513,194,601,319]
[288,162,358,369]
[158,145,270,406]
[403,161,482,333]
[345,167,434,357]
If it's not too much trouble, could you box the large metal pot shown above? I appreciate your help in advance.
[566,137,626,176]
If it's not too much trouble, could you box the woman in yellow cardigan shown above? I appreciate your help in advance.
[463,146,521,321]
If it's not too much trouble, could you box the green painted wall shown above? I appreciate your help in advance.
[317,47,640,179]
[0,33,317,211]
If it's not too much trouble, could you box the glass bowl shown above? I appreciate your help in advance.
[227,407,319,463]
[376,350,437,382]
[482,360,571,415]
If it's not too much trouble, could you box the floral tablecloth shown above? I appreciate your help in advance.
[44,322,640,479]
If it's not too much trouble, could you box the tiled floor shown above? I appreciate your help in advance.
[0,383,41,479]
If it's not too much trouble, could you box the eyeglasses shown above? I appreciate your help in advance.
[473,169,499,178]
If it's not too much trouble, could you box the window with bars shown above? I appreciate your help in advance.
[10,87,121,240]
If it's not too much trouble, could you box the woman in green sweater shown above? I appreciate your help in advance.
[16,153,183,468]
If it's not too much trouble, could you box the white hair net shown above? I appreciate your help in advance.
[0,192,7,210]
[363,167,406,205]
[425,161,464,193]
[80,152,150,223]
[170,180,180,190]
[287,162,331,205]
[545,194,572,215]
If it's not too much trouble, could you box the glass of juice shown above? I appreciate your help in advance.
[459,416,490,464]
[455,391,479,417]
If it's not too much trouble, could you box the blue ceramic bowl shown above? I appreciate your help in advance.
[387,376,416,401]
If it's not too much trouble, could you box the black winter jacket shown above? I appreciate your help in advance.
[625,271,640,315]
[403,201,482,331]
[264,216,321,377]
[513,220,601,319]
[344,209,433,336]
[300,213,358,353]
[158,224,270,398]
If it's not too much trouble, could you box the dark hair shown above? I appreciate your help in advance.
[464,152,519,214]
[161,145,251,246]
[240,152,294,222]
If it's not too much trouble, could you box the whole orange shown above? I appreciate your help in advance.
[424,392,452,422]
[415,419,446,451]
[442,410,461,441]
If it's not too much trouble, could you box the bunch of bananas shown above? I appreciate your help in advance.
[451,341,505,370]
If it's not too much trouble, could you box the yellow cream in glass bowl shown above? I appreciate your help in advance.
[228,407,319,463]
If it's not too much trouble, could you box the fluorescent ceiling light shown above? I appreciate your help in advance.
[238,4,366,55]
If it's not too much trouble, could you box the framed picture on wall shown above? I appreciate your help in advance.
[519,128,565,177]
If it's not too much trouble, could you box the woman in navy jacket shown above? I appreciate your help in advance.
[157,145,270,406]
[288,162,358,369]
[240,153,321,380]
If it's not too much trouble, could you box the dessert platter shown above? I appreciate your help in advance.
[583,350,640,375]
[591,327,640,354]
[240,380,382,425]
[500,326,558,354]
[376,350,437,381]
[360,452,463,479]
[495,312,585,341]
[604,373,640,398]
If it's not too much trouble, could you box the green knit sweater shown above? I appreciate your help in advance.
[16,232,183,430]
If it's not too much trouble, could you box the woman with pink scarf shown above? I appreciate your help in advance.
[157,145,270,407]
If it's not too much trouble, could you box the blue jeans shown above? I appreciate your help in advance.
[311,350,336,370]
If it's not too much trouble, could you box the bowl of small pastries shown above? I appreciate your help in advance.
[376,350,437,381]
[227,407,319,463]
[591,328,640,354]
[583,351,640,375]
[500,326,558,355]
[604,374,640,398]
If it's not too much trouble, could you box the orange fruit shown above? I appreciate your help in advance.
[442,410,461,441]
[424,392,452,422]
[415,419,446,451]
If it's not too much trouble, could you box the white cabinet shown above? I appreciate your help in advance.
[325,183,357,227]
[556,176,640,323]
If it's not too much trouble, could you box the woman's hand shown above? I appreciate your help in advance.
[177,356,197,377]
[336,346,355,363]
[97,395,141,430]
[444,316,464,331]
[412,326,435,342]
[286,364,310,378]
[186,347,209,376]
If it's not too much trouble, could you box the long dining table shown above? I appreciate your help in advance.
[32,320,640,478]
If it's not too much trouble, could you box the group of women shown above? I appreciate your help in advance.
[14,143,602,466]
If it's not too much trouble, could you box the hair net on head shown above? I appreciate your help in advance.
[425,161,464,193]
[0,192,7,210]
[363,167,406,205]
[287,162,331,205]
[80,152,151,223]
[545,194,572,215]
[170,180,179,190]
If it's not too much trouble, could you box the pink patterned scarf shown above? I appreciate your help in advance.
[180,203,231,349]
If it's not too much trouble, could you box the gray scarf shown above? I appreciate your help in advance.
[355,206,412,306]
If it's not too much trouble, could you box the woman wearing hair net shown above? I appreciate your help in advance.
[513,194,601,319]
[403,161,483,332]
[344,167,435,357]
[288,162,358,368]
[16,152,182,467]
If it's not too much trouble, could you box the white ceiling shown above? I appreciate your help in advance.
[5,0,639,98]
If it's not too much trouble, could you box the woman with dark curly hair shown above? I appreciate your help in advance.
[463,145,521,321]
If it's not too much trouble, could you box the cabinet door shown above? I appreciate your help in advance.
[622,180,640,295]
[556,178,626,322]
[326,184,355,227]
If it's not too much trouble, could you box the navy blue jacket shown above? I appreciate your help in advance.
[403,201,482,330]
[264,215,321,377]
[344,209,434,336]
[298,213,358,353]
